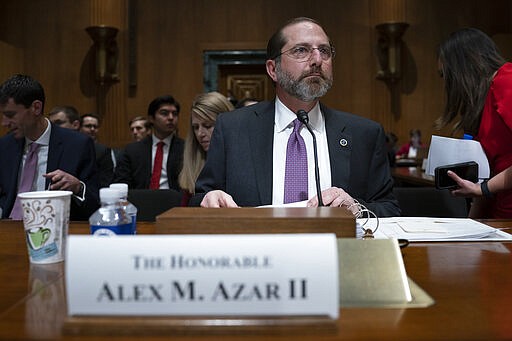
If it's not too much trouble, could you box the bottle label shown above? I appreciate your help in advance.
[91,223,134,236]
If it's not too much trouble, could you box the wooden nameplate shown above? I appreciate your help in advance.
[155,207,356,238]
[63,315,338,335]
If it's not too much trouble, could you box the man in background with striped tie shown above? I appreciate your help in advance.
[0,74,99,220]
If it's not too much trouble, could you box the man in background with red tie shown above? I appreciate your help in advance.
[0,74,100,220]
[113,95,184,190]
[190,17,399,217]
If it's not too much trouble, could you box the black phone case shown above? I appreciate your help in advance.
[434,161,479,189]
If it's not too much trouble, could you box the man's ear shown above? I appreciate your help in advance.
[31,100,43,116]
[71,120,81,130]
[266,59,278,83]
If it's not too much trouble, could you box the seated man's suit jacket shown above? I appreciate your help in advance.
[113,135,184,190]
[94,142,114,188]
[0,124,100,220]
[191,101,400,217]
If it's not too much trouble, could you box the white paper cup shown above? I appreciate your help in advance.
[18,191,72,264]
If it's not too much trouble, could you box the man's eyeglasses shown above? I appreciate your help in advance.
[273,44,335,62]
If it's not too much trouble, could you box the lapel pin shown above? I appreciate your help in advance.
[339,138,348,147]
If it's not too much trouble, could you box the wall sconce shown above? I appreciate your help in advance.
[86,25,120,85]
[375,22,409,83]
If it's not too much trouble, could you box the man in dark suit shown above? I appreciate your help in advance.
[0,74,100,220]
[48,108,114,189]
[79,113,115,188]
[191,17,400,217]
[48,105,81,130]
[113,95,184,190]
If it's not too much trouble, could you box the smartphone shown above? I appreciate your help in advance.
[435,161,479,190]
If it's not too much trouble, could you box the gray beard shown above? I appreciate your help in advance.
[275,64,333,102]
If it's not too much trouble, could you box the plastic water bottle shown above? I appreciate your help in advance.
[89,188,133,236]
[110,183,137,234]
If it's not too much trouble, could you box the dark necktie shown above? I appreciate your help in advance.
[284,119,308,203]
[150,141,164,189]
[10,143,40,220]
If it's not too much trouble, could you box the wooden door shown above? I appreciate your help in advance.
[217,64,274,104]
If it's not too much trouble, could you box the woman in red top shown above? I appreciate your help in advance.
[436,28,512,218]
[395,129,425,159]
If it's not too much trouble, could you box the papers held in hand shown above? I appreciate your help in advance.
[426,135,490,179]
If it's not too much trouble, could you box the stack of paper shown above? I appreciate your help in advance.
[426,135,490,179]
[357,217,512,242]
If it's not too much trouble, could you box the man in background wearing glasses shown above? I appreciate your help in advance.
[191,17,399,217]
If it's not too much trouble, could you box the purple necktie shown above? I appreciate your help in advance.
[284,119,308,203]
[10,143,40,220]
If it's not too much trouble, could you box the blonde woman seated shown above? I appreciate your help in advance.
[179,92,234,205]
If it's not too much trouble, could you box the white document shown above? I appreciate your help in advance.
[258,200,308,208]
[358,217,512,242]
[66,234,339,318]
[425,135,490,179]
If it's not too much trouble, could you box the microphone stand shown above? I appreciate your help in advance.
[296,110,324,207]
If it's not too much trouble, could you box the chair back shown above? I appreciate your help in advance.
[127,189,183,221]
[393,187,468,217]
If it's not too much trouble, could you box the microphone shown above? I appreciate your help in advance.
[296,110,324,207]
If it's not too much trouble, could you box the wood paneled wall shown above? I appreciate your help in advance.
[0,0,510,148]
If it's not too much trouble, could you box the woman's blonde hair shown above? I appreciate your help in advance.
[178,91,234,193]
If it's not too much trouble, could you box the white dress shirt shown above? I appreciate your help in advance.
[272,98,332,205]
[20,118,51,192]
[20,120,86,200]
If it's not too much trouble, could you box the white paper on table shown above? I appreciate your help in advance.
[359,217,512,242]
[425,135,490,179]
[258,200,308,208]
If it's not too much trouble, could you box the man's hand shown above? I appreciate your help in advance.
[307,186,358,215]
[200,190,239,208]
[44,170,82,195]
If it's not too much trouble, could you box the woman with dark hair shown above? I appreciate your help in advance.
[436,28,512,218]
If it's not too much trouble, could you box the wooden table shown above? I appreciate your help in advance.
[392,166,435,187]
[1,219,512,340]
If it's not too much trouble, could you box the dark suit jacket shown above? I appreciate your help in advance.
[94,142,114,188]
[191,101,400,217]
[113,135,184,190]
[0,124,100,220]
